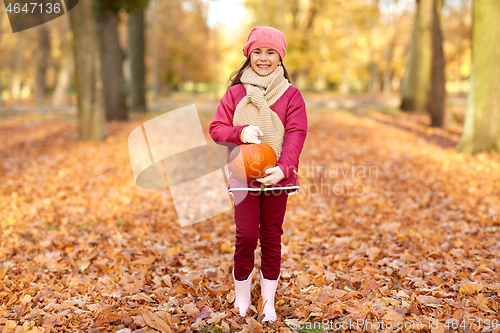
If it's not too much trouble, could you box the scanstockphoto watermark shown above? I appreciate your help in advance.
[287,318,432,331]
[296,160,379,199]
[128,105,381,227]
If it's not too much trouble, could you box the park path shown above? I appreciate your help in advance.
[0,105,499,332]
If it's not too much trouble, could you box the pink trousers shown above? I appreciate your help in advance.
[232,189,289,281]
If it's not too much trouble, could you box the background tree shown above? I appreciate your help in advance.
[93,0,129,121]
[456,0,500,153]
[69,0,106,140]
[401,0,446,127]
[146,1,160,100]
[36,24,50,107]
[428,0,446,127]
[10,34,22,102]
[52,14,73,108]
[0,0,474,119]
[244,0,389,93]
[400,0,434,113]
[128,1,148,113]
[153,0,212,93]
[0,12,3,106]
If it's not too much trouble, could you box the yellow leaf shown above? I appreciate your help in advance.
[220,239,233,253]
[362,266,381,275]
[76,260,91,272]
[2,321,17,333]
[459,281,483,294]
[21,294,32,305]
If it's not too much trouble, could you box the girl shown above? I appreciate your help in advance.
[209,26,307,323]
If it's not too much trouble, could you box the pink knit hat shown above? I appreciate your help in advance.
[242,26,287,61]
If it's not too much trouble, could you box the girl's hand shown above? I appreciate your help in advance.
[256,166,285,185]
[242,125,263,144]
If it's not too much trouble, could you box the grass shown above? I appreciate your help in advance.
[201,324,222,333]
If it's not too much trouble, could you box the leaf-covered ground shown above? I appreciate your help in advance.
[1,106,500,333]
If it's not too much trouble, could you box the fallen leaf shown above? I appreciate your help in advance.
[130,255,157,265]
[142,309,173,333]
[382,309,405,323]
[459,281,483,294]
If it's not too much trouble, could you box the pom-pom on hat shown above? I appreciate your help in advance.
[242,26,287,61]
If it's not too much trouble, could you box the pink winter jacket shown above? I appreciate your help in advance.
[209,83,308,194]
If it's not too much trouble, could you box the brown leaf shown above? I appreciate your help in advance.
[206,311,227,324]
[131,255,157,265]
[317,291,335,304]
[417,295,442,306]
[367,247,381,261]
[296,274,311,289]
[80,248,98,261]
[362,266,381,275]
[162,274,173,288]
[156,311,173,328]
[382,309,405,323]
[183,302,201,317]
[142,309,173,333]
[245,316,264,333]
[129,293,156,303]
[95,311,124,326]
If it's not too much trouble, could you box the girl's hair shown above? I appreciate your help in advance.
[225,55,293,91]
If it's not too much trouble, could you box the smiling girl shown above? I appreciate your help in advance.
[209,26,308,323]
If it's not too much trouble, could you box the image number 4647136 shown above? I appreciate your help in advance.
[3,0,79,33]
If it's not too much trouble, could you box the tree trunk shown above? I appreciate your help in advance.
[428,0,446,127]
[383,29,396,95]
[69,0,106,141]
[36,24,51,107]
[148,3,160,100]
[129,5,147,113]
[52,13,73,108]
[368,62,380,95]
[400,0,433,113]
[295,69,308,91]
[457,0,500,153]
[367,23,381,96]
[340,34,353,95]
[95,10,128,121]
[11,34,22,101]
[0,12,4,106]
[52,51,73,108]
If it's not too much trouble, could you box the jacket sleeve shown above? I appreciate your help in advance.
[209,87,248,148]
[276,88,307,178]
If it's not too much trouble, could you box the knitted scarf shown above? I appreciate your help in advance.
[233,65,291,160]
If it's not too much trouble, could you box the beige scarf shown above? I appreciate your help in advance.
[233,65,291,160]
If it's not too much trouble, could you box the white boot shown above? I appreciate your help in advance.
[260,270,281,323]
[232,268,253,317]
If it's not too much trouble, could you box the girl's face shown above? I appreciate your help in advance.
[250,48,281,76]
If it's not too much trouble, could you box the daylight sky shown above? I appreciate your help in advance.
[203,0,247,29]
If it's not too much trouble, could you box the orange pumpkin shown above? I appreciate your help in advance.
[228,143,277,183]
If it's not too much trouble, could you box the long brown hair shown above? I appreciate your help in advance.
[225,55,293,91]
